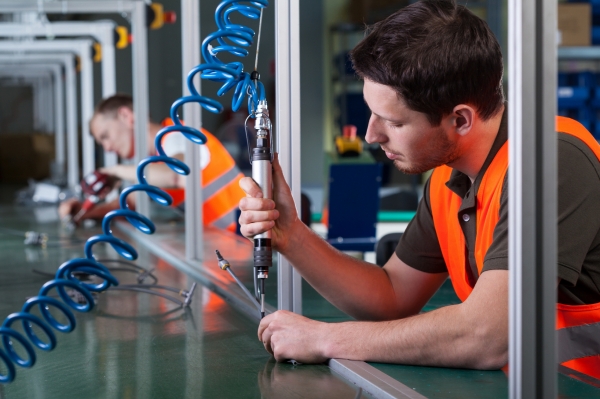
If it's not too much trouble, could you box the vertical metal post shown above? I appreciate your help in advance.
[65,54,79,188]
[508,0,557,398]
[80,44,95,177]
[132,1,150,217]
[182,0,203,261]
[54,64,65,169]
[101,35,118,168]
[275,0,303,314]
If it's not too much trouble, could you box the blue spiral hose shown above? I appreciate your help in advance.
[0,0,268,384]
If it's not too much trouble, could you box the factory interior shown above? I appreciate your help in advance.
[0,0,599,398]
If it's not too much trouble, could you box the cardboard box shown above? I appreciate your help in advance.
[0,133,55,183]
[558,3,591,46]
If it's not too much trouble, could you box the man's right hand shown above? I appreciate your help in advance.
[58,198,82,220]
[238,154,302,253]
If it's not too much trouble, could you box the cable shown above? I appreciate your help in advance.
[0,0,269,384]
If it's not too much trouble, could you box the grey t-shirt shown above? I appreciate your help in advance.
[396,113,600,305]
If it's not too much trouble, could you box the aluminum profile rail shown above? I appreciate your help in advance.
[181,0,203,262]
[0,53,77,186]
[508,0,558,398]
[0,62,64,171]
[0,1,151,216]
[0,39,95,182]
[0,21,119,167]
[275,0,303,314]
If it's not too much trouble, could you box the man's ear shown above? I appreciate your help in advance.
[117,106,135,128]
[451,104,475,136]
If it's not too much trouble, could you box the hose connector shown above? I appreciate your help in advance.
[215,250,230,270]
[254,100,271,144]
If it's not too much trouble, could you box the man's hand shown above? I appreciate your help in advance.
[258,310,329,364]
[58,198,82,219]
[238,154,303,253]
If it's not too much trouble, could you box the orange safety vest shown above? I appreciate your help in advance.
[430,116,600,379]
[159,118,245,231]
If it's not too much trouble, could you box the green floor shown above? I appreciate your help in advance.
[0,195,598,398]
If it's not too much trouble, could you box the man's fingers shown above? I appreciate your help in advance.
[258,314,276,355]
[241,221,275,238]
[239,210,279,225]
[239,177,263,198]
[271,154,287,190]
[239,197,276,211]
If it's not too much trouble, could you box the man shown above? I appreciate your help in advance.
[238,0,600,376]
[59,94,245,231]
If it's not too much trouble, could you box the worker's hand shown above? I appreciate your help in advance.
[238,153,302,253]
[58,198,82,219]
[258,310,329,364]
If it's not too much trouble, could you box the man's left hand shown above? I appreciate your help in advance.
[258,310,330,364]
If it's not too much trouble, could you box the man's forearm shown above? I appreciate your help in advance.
[281,221,402,320]
[102,163,179,187]
[323,302,507,369]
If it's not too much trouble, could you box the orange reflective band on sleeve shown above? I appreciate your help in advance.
[159,118,245,230]
[203,172,245,225]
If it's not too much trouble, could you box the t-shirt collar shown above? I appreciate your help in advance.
[444,107,508,207]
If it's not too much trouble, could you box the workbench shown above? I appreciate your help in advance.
[0,203,597,398]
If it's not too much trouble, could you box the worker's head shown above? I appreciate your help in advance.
[90,94,135,159]
[351,0,504,173]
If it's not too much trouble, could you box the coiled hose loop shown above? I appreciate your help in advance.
[0,0,268,385]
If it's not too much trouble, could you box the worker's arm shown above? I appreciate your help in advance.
[58,195,135,220]
[240,155,446,320]
[101,153,184,188]
[258,269,508,369]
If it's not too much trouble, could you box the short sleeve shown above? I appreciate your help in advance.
[482,134,600,287]
[162,132,186,157]
[395,178,448,273]
[161,133,211,170]
[554,134,600,286]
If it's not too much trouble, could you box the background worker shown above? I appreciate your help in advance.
[59,94,245,231]
[238,0,600,375]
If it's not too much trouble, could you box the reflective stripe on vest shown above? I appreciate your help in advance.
[430,116,600,379]
[160,118,245,231]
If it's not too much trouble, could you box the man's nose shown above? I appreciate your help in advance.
[364,116,385,144]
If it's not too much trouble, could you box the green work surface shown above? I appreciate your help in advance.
[1,198,598,398]
[0,204,362,399]
[311,210,416,223]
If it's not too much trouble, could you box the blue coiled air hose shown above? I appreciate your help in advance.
[0,0,268,384]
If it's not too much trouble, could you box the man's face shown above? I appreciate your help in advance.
[90,107,134,159]
[363,79,461,174]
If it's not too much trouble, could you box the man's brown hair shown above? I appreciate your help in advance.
[350,0,504,126]
[94,93,133,118]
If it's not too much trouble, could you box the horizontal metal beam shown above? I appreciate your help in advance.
[0,1,138,14]
[329,359,428,399]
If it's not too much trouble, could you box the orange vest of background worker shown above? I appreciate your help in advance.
[429,116,600,380]
[160,117,245,232]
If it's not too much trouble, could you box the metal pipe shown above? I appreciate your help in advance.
[275,0,303,314]
[508,0,557,397]
[181,0,203,261]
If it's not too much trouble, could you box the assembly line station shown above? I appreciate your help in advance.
[0,0,598,398]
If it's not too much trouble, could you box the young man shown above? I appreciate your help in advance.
[238,0,600,375]
[59,94,245,231]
